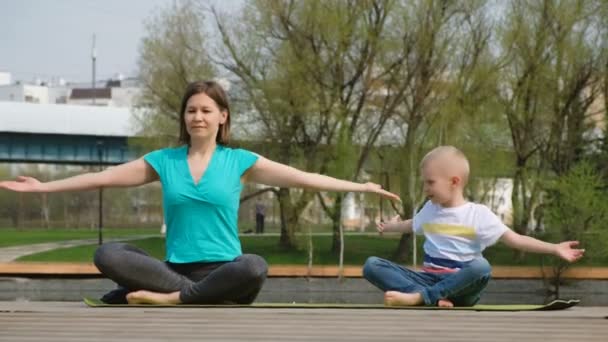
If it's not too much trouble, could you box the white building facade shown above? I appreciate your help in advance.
[0,72,140,108]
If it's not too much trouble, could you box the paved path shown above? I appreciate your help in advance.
[0,235,159,262]
[0,301,606,341]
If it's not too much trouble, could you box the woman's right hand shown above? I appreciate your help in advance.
[0,176,45,192]
[363,182,401,202]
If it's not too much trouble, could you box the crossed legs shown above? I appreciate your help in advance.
[362,256,491,307]
[94,242,268,305]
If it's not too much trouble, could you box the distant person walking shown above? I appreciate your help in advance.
[255,198,266,234]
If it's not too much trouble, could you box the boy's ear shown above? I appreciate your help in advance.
[451,176,461,186]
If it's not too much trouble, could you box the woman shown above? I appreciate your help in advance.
[0,80,400,305]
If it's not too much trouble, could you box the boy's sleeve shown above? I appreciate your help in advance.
[143,149,166,181]
[412,201,431,235]
[477,205,509,249]
[235,148,260,176]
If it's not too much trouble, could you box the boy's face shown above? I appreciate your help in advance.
[421,159,459,206]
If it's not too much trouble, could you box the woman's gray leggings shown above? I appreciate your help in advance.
[93,242,268,304]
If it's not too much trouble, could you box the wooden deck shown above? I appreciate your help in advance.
[0,301,606,341]
[2,262,608,279]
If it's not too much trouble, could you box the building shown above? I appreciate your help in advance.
[0,81,69,104]
[67,76,140,107]
[0,72,140,108]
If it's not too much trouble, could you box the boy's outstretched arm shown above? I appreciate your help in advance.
[376,215,413,234]
[499,230,585,263]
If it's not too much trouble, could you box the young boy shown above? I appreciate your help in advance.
[363,146,584,307]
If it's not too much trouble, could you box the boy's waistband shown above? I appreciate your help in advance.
[423,254,467,272]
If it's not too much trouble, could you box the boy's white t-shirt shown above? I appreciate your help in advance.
[412,201,509,271]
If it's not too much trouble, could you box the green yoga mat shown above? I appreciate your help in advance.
[83,297,579,311]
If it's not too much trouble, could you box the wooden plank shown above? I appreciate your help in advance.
[1,262,607,279]
[0,262,99,274]
[0,302,606,342]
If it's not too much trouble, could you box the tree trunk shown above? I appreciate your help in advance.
[392,233,412,263]
[393,130,418,260]
[17,193,24,229]
[41,193,50,229]
[330,195,344,253]
[512,160,543,260]
[278,188,297,250]
[63,197,70,228]
[511,164,527,260]
[512,163,526,234]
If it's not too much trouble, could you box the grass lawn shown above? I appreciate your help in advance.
[237,221,333,234]
[0,228,160,248]
[17,234,601,267]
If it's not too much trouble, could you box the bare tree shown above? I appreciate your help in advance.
[383,0,495,261]
[213,0,411,252]
[134,0,217,149]
[495,0,555,238]
[497,0,605,247]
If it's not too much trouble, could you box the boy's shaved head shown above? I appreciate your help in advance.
[420,146,470,186]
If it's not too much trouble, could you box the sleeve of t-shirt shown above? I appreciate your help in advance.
[476,204,509,249]
[234,148,260,175]
[143,148,167,181]
[412,201,432,235]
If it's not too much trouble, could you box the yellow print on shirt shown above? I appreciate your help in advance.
[422,223,477,239]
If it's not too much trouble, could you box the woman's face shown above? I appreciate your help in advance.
[184,92,227,142]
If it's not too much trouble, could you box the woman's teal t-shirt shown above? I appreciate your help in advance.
[144,145,259,263]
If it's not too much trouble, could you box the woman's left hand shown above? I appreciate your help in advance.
[363,182,401,202]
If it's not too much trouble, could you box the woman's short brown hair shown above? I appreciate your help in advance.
[178,80,231,146]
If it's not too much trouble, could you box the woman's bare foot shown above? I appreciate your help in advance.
[437,299,454,308]
[126,290,181,305]
[384,291,424,306]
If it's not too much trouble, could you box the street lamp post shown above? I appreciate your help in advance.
[96,140,104,245]
[92,34,97,105]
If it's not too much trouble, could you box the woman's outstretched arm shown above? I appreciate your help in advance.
[243,156,400,202]
[0,158,158,193]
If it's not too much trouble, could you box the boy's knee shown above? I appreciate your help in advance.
[362,256,383,279]
[467,258,492,277]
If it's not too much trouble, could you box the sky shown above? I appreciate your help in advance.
[0,0,239,85]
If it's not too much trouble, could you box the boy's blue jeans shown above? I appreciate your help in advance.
[362,256,491,306]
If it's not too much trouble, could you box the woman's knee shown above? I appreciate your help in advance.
[93,242,128,270]
[239,254,268,283]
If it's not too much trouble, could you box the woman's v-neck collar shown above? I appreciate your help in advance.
[183,144,221,186]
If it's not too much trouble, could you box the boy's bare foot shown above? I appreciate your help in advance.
[126,290,181,305]
[384,291,424,306]
[437,299,454,308]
